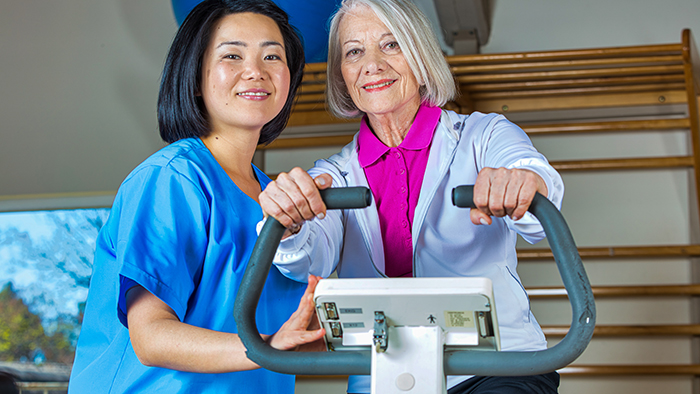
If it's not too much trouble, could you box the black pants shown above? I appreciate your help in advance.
[447,372,560,394]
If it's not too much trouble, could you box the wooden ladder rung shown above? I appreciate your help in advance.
[450,55,684,75]
[542,324,700,337]
[446,43,684,65]
[528,284,700,298]
[522,118,690,135]
[518,244,700,260]
[467,82,687,100]
[559,364,700,375]
[550,156,693,171]
[461,74,685,93]
[455,65,685,85]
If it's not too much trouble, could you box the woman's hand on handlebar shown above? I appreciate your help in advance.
[267,275,326,352]
[471,167,548,226]
[259,167,333,237]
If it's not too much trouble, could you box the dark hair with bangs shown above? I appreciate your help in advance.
[157,0,305,145]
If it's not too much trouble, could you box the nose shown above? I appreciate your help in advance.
[242,57,266,80]
[363,48,387,75]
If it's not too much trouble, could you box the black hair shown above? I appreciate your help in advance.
[157,0,305,145]
[0,371,19,394]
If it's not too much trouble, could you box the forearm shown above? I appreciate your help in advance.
[126,285,263,373]
[131,317,262,373]
[126,278,324,373]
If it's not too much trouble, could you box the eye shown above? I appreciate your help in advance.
[345,48,362,58]
[383,41,400,51]
[224,54,242,60]
[264,54,282,61]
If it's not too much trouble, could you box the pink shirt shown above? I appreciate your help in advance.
[357,104,441,277]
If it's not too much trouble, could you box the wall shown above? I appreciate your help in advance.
[0,0,175,199]
[2,0,700,197]
[1,0,699,393]
[482,0,700,54]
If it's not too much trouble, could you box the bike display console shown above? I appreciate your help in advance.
[314,277,501,393]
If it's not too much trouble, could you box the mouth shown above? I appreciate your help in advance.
[362,79,396,90]
[237,91,271,97]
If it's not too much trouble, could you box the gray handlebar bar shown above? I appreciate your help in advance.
[234,187,373,375]
[447,186,595,375]
[233,186,595,376]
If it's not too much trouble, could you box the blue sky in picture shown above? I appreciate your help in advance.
[170,0,342,63]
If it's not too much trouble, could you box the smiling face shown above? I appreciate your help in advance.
[199,12,290,135]
[338,5,421,121]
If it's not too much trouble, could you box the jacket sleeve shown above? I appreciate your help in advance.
[265,160,348,281]
[478,115,564,244]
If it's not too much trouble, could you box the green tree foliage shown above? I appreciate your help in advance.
[0,281,77,364]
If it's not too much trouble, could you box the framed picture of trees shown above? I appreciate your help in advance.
[0,208,110,380]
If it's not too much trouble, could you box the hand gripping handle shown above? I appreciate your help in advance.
[448,185,595,375]
[234,187,373,375]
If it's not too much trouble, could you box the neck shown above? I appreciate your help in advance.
[201,127,263,201]
[366,102,421,148]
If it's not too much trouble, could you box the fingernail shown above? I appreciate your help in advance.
[316,212,325,220]
[479,218,489,226]
[317,177,327,186]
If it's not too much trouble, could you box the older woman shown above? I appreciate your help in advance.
[260,0,563,393]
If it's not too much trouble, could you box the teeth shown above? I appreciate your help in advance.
[238,92,269,96]
[364,80,393,89]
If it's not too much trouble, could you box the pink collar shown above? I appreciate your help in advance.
[357,104,442,167]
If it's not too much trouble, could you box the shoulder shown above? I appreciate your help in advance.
[437,110,521,142]
[113,138,215,206]
[440,110,507,131]
[135,138,207,172]
[124,138,211,186]
[311,134,360,175]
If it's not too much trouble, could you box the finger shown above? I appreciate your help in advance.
[282,168,326,222]
[309,174,333,220]
[285,277,320,330]
[487,168,510,217]
[472,168,494,218]
[305,275,321,298]
[511,171,540,221]
[296,293,317,330]
[287,328,327,351]
[502,171,525,219]
[314,173,333,190]
[298,276,322,326]
[259,182,300,229]
[274,171,315,224]
[270,326,325,351]
[296,332,328,352]
[470,208,492,226]
[290,174,331,221]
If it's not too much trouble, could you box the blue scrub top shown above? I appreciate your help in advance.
[69,138,306,393]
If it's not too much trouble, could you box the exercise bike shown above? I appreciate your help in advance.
[234,186,595,393]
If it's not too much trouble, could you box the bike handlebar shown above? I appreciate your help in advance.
[233,185,595,376]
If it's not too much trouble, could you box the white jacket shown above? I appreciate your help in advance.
[272,110,564,391]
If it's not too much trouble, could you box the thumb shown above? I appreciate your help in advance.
[470,208,492,226]
[314,174,333,190]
